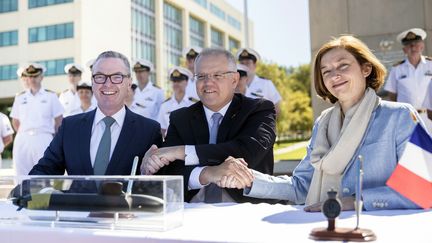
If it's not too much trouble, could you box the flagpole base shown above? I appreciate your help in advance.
[309,227,377,242]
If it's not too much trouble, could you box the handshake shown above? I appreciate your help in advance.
[140,145,254,189]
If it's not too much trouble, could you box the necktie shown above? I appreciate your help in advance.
[205,112,223,203]
[93,116,116,175]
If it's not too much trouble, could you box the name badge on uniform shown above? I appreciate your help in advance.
[136,103,146,108]
[145,97,154,102]
[256,89,263,93]
[21,101,27,105]
[251,92,264,98]
[425,71,432,76]
[41,100,47,103]
[399,74,407,79]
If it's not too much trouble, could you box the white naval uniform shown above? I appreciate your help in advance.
[10,89,64,175]
[59,89,97,117]
[185,78,200,101]
[133,82,165,121]
[69,103,96,116]
[384,56,432,132]
[245,75,282,105]
[157,95,194,132]
[0,112,14,169]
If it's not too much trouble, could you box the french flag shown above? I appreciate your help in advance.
[387,124,432,209]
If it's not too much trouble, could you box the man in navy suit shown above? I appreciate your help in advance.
[29,51,162,176]
[142,48,276,203]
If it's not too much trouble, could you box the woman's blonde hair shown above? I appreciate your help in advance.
[313,35,387,103]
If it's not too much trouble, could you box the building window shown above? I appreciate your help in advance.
[227,15,241,30]
[210,3,225,21]
[228,37,239,53]
[0,64,18,81]
[133,0,154,11]
[37,58,73,76]
[0,30,18,47]
[164,3,182,66]
[131,0,156,77]
[193,0,207,8]
[211,28,224,48]
[0,0,18,13]
[189,16,204,48]
[28,23,73,43]
[28,0,73,9]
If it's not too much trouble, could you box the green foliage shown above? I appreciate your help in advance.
[256,62,313,138]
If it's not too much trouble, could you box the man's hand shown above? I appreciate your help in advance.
[304,196,355,212]
[200,157,254,189]
[141,145,185,175]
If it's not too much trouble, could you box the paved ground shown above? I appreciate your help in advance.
[274,141,308,155]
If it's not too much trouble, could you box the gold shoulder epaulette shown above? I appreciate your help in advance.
[425,56,432,61]
[153,83,161,89]
[163,97,171,103]
[392,60,405,67]
[45,89,55,93]
[62,89,69,93]
[16,91,25,96]
[188,97,199,103]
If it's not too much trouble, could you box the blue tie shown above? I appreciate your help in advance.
[205,113,223,203]
[93,116,116,175]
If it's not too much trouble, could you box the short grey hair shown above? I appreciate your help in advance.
[92,51,131,74]
[194,48,237,72]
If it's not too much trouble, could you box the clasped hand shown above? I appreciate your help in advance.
[141,145,185,175]
[201,157,254,189]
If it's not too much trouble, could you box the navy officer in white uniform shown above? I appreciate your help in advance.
[11,63,64,176]
[183,46,202,102]
[132,59,165,121]
[384,28,432,132]
[157,66,194,137]
[236,47,282,116]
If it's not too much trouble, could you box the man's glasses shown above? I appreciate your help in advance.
[194,71,236,81]
[92,73,130,84]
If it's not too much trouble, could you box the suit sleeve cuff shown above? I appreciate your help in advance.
[188,166,208,190]
[185,145,199,166]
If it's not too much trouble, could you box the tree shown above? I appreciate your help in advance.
[256,62,313,139]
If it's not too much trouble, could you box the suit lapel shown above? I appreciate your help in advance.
[79,110,96,175]
[218,95,242,142]
[190,103,210,144]
[106,108,136,174]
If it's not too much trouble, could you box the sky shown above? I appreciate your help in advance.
[225,0,311,68]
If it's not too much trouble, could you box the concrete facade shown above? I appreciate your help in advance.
[309,0,432,118]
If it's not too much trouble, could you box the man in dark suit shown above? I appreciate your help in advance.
[29,51,162,176]
[142,48,276,203]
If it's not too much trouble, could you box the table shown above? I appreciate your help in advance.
[1,202,431,242]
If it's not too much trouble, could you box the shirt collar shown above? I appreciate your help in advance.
[172,94,189,104]
[203,101,232,124]
[141,81,151,91]
[94,106,126,128]
[26,88,45,96]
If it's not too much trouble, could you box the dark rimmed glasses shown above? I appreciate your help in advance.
[194,71,236,82]
[92,73,130,84]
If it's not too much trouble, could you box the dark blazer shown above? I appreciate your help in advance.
[161,93,276,203]
[29,107,162,176]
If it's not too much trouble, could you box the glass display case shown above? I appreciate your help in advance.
[0,175,183,231]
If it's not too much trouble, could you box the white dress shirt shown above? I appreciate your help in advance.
[186,101,231,189]
[89,107,126,167]
[245,75,282,104]
[10,88,64,134]
[133,81,165,120]
[157,94,194,131]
